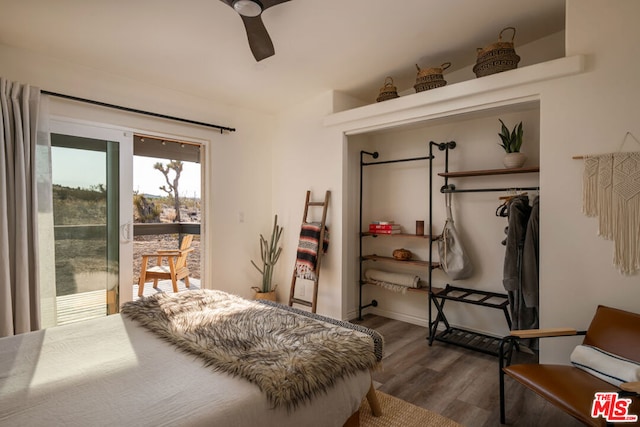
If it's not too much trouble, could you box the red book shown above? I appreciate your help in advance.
[370,230,401,235]
[369,224,400,230]
[368,228,401,234]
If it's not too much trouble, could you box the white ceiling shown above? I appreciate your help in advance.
[0,0,565,114]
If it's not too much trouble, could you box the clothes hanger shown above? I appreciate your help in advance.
[498,191,528,201]
[496,190,530,216]
[496,200,509,217]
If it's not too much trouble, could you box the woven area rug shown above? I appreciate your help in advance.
[361,391,462,427]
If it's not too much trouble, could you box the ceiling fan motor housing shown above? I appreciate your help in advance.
[233,0,263,17]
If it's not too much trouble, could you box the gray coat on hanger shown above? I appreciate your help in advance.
[502,196,537,330]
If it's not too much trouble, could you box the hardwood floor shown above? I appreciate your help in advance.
[353,315,583,427]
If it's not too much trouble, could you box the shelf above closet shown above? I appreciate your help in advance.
[438,166,539,178]
[324,55,584,129]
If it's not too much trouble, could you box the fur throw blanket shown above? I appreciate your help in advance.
[121,290,377,410]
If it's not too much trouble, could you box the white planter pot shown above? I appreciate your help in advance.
[503,152,526,169]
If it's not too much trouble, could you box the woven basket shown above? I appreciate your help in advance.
[376,77,400,102]
[473,27,520,78]
[392,248,413,261]
[414,62,450,93]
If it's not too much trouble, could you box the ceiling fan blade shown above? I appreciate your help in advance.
[261,0,290,10]
[219,0,290,61]
[240,15,275,61]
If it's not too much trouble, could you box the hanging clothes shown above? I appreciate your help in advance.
[522,196,539,311]
[502,195,537,331]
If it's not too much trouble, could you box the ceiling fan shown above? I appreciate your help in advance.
[220,0,290,62]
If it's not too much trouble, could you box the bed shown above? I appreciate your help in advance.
[0,289,383,427]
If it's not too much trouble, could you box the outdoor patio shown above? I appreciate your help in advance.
[54,278,201,325]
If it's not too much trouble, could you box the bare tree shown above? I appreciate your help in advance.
[154,160,183,222]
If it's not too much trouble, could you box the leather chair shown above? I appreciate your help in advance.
[499,305,640,426]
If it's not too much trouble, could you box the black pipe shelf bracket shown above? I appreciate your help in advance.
[428,141,457,344]
[441,184,540,194]
[358,150,377,320]
[362,155,434,166]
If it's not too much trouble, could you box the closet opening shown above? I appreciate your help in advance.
[346,100,540,346]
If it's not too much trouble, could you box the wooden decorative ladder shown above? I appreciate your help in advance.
[288,190,330,313]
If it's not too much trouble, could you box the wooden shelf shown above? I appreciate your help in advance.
[361,280,429,294]
[438,166,539,178]
[362,232,433,239]
[362,254,439,269]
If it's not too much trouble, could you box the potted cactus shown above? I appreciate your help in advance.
[498,119,526,168]
[251,214,283,301]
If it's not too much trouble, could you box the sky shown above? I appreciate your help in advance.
[51,147,201,199]
[134,156,201,199]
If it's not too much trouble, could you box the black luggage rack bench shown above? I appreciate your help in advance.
[429,284,512,356]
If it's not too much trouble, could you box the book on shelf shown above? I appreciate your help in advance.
[369,223,400,231]
[370,220,395,225]
[368,228,401,234]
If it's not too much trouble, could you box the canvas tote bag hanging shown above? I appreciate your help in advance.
[438,192,473,280]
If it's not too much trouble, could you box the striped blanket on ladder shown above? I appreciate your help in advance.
[295,222,329,280]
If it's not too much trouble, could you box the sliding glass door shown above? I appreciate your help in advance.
[46,120,133,325]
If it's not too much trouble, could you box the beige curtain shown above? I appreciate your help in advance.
[0,78,41,336]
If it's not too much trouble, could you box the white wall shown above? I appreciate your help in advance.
[271,91,348,320]
[537,0,640,362]
[0,42,275,300]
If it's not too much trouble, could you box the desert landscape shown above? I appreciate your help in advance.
[53,184,201,295]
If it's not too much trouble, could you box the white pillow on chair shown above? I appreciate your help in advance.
[571,344,640,387]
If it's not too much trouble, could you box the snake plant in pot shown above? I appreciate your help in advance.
[498,119,526,168]
[251,214,283,301]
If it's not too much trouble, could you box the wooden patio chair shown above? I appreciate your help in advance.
[137,235,195,297]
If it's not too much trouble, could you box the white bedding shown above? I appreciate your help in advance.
[0,313,370,427]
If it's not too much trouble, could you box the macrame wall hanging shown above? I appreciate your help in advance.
[577,132,640,274]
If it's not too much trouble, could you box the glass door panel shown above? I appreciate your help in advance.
[47,121,132,325]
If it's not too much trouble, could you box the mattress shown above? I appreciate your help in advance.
[0,313,371,427]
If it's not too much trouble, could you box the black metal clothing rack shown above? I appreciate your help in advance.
[358,142,532,356]
[427,141,520,357]
[357,150,432,320]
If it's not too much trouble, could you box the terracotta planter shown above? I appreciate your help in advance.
[253,290,277,302]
